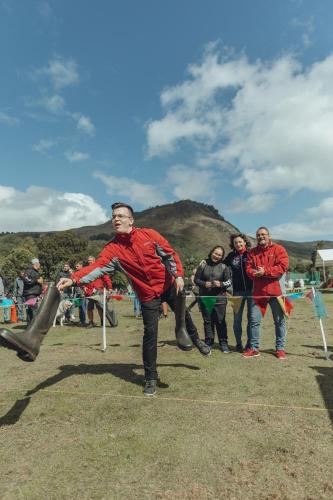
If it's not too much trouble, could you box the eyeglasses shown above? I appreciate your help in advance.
[111,214,131,220]
[257,233,268,237]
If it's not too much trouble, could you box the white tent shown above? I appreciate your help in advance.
[315,249,333,281]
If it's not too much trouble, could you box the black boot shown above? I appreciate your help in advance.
[174,292,193,350]
[193,339,211,356]
[0,283,60,362]
[91,295,118,327]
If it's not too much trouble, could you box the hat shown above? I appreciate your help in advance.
[31,258,40,265]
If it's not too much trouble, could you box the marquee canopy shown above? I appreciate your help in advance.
[315,249,333,281]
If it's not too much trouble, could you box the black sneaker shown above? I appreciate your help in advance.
[194,339,211,356]
[143,380,157,396]
[220,342,230,353]
[236,343,244,353]
[85,322,96,329]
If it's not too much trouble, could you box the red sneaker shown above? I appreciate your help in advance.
[276,350,286,360]
[242,349,260,358]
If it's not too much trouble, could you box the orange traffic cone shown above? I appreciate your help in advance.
[10,305,18,323]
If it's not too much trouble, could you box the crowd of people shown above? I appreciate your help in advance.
[190,228,289,360]
[0,255,115,328]
[1,201,290,396]
[55,202,290,395]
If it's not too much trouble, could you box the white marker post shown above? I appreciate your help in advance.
[101,287,107,352]
[312,287,329,361]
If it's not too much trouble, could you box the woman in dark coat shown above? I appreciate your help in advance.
[224,233,253,352]
[194,245,232,352]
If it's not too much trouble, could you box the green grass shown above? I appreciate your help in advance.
[1,296,333,499]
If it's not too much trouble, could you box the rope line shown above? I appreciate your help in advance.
[0,387,331,414]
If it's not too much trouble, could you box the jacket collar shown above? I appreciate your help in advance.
[115,226,136,243]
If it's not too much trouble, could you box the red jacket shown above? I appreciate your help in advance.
[71,227,184,303]
[246,242,288,297]
[83,274,112,297]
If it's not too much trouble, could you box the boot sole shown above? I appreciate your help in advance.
[177,343,193,351]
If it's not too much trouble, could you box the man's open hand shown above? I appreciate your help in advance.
[57,277,73,291]
[175,277,184,295]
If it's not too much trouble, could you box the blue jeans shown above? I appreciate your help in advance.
[250,297,286,350]
[133,296,141,317]
[78,298,87,323]
[16,296,25,321]
[233,291,253,347]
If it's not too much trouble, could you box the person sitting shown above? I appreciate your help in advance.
[194,246,232,353]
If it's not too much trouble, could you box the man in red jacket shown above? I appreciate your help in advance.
[244,226,289,360]
[57,202,209,396]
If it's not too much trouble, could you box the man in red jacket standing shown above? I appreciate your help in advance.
[57,202,209,396]
[244,226,289,360]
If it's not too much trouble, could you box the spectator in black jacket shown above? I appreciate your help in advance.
[224,233,253,352]
[23,258,43,324]
[194,245,232,352]
[13,269,25,321]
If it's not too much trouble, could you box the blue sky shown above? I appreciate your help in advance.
[1,0,333,240]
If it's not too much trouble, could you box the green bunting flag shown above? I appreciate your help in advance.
[200,297,217,314]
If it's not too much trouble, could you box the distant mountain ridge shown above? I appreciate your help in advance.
[73,200,242,258]
[1,200,332,264]
[71,199,332,262]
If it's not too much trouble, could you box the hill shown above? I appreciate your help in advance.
[72,200,242,259]
[1,200,333,267]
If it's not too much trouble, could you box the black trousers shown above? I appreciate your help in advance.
[201,302,227,346]
[140,286,200,380]
[25,300,39,324]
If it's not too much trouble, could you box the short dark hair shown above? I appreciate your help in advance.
[256,226,270,236]
[111,202,134,217]
[229,233,251,250]
[208,245,225,260]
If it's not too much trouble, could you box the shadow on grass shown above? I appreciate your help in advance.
[0,362,200,427]
[302,344,332,351]
[311,365,333,428]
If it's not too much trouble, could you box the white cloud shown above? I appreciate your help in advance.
[43,94,65,114]
[307,197,333,218]
[270,220,332,240]
[166,165,216,200]
[38,56,80,90]
[147,115,214,157]
[38,1,52,20]
[147,46,333,203]
[0,111,19,126]
[32,138,57,154]
[75,114,96,136]
[0,185,108,232]
[65,151,90,162]
[270,197,333,240]
[291,16,314,48]
[94,172,166,208]
[226,194,277,214]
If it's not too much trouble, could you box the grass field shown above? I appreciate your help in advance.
[1,295,333,499]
